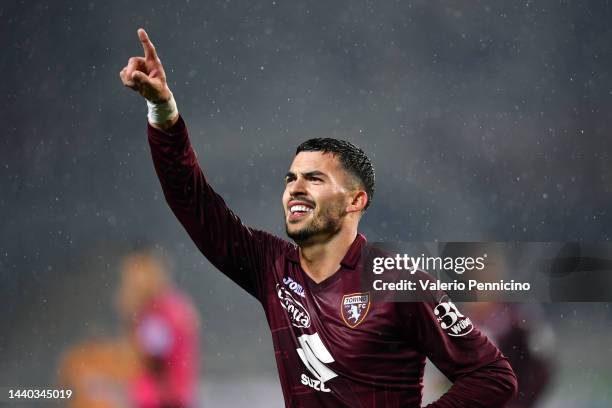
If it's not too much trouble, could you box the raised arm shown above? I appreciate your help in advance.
[119,29,288,299]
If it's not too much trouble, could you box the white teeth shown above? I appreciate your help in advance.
[290,205,313,213]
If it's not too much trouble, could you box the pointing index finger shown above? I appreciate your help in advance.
[138,28,158,60]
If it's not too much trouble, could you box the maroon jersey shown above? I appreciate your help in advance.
[147,116,517,407]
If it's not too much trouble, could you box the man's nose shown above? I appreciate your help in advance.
[288,176,307,195]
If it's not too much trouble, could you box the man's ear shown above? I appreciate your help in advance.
[347,190,368,214]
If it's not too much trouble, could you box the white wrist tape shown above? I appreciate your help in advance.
[147,94,178,125]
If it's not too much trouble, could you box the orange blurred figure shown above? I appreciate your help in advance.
[59,337,139,408]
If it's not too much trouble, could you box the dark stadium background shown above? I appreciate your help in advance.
[1,0,611,406]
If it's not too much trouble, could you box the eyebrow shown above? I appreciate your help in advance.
[285,170,328,179]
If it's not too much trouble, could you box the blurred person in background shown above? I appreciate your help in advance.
[468,302,555,408]
[117,249,200,408]
[59,249,200,408]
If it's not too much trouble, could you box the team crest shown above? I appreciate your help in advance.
[341,293,370,328]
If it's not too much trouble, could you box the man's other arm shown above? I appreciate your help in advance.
[400,280,517,407]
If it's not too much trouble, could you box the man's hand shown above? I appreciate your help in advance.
[120,28,179,130]
[120,28,172,103]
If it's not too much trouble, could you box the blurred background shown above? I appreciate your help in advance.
[1,0,611,406]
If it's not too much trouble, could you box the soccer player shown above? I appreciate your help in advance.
[117,250,200,408]
[120,28,517,407]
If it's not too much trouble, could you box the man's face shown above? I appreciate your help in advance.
[282,151,354,245]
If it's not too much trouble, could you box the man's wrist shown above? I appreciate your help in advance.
[147,93,179,130]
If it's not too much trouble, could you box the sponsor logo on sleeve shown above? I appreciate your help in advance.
[277,283,311,328]
[341,293,370,328]
[434,299,473,337]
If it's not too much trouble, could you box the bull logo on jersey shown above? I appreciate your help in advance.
[277,284,311,328]
[434,299,474,337]
[341,293,370,328]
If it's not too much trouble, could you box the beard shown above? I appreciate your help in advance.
[285,200,347,245]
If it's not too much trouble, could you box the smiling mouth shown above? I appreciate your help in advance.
[287,204,314,221]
